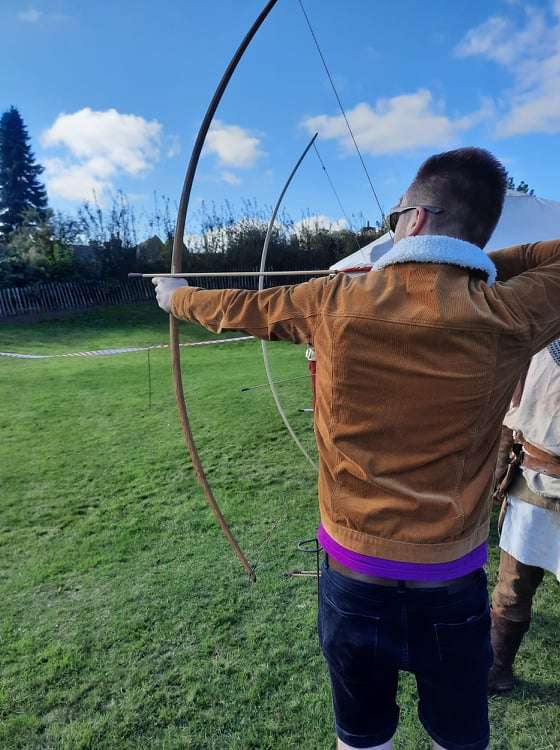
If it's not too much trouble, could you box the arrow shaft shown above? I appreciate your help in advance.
[130,269,335,279]
[241,375,307,392]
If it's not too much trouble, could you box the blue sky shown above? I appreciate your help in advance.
[2,0,560,237]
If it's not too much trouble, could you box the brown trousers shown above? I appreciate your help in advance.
[492,550,545,623]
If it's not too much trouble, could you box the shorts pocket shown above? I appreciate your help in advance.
[434,604,492,667]
[319,590,380,680]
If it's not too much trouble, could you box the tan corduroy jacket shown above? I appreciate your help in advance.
[171,237,560,563]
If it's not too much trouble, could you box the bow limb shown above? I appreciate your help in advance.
[170,0,280,583]
[258,133,319,472]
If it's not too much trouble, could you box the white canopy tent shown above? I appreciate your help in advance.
[330,190,560,270]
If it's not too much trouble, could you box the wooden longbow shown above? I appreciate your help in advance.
[169,0,280,583]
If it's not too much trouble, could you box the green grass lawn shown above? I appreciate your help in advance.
[1,304,558,749]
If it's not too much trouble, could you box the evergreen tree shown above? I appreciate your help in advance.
[0,106,48,237]
[506,173,534,196]
[516,180,534,196]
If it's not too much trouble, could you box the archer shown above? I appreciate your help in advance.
[153,147,560,750]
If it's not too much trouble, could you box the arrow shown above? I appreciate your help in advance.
[129,266,371,279]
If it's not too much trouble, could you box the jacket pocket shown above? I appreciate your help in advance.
[319,590,380,680]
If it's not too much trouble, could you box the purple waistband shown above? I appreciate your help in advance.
[317,524,487,582]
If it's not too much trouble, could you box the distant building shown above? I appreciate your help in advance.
[359,222,382,237]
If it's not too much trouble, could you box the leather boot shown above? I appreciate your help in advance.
[488,613,529,694]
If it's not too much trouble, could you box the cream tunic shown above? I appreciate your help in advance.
[501,346,560,578]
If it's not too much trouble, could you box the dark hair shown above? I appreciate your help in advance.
[407,147,507,248]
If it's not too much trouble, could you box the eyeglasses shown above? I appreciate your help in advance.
[388,204,444,233]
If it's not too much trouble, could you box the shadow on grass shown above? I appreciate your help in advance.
[531,609,560,631]
[510,679,560,706]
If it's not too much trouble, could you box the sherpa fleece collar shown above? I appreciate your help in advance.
[372,235,497,286]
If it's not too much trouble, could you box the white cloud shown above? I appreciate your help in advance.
[220,171,241,186]
[42,158,110,202]
[499,76,560,136]
[41,108,163,202]
[456,16,511,63]
[17,7,71,24]
[456,3,560,136]
[301,91,490,155]
[18,7,41,23]
[456,8,547,66]
[183,229,224,253]
[293,215,348,235]
[42,108,161,173]
[205,120,263,168]
[166,134,181,158]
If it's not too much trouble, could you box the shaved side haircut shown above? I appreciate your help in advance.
[407,147,508,248]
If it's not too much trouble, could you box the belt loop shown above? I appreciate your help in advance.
[397,580,407,591]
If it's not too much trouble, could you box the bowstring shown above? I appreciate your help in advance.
[312,141,362,253]
[255,2,390,574]
[297,0,386,226]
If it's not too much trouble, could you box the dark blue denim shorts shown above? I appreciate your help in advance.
[318,561,492,750]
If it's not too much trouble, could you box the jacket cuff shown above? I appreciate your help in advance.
[170,285,195,319]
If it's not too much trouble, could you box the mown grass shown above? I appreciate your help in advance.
[1,304,558,749]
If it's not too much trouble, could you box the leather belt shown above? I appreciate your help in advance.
[327,555,480,591]
[522,439,560,478]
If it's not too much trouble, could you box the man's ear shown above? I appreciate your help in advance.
[407,207,428,236]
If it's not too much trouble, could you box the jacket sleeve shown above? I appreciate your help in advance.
[489,240,560,282]
[170,276,328,344]
[487,240,560,354]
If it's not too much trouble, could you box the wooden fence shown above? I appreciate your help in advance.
[0,270,305,319]
[0,278,155,318]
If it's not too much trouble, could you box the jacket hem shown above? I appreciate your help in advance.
[320,515,491,564]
